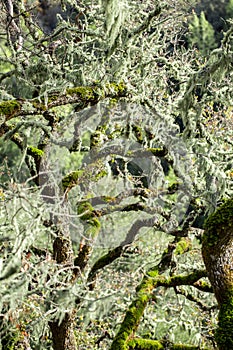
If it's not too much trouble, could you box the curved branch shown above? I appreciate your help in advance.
[110,258,207,350]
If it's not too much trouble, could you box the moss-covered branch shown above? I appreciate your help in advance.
[109,244,175,350]
[87,245,123,287]
[156,270,207,288]
[110,250,207,350]
[127,338,210,350]
[62,160,107,192]
[0,82,127,122]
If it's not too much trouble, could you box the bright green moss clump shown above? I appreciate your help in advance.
[27,146,44,158]
[77,201,95,221]
[62,170,84,190]
[77,201,101,239]
[128,338,163,349]
[0,100,21,117]
[175,237,191,255]
[66,86,95,100]
[66,82,126,102]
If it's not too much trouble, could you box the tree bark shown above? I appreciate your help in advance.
[48,235,78,350]
[49,311,77,350]
[202,198,233,349]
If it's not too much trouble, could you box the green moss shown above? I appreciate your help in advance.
[85,219,101,239]
[92,169,108,181]
[62,170,83,190]
[132,125,143,144]
[203,198,233,247]
[110,294,150,349]
[66,86,95,100]
[1,328,23,350]
[67,82,126,102]
[27,146,44,158]
[128,338,163,349]
[105,81,127,95]
[77,201,95,220]
[202,198,233,348]
[77,201,101,239]
[110,271,159,350]
[172,345,208,349]
[128,338,210,349]
[215,296,233,349]
[0,100,21,117]
[147,269,159,279]
[90,125,107,148]
[175,238,191,255]
[102,196,115,202]
[110,267,208,350]
[31,101,47,111]
[109,98,118,107]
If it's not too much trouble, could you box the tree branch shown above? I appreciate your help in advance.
[0,82,127,122]
[110,249,207,350]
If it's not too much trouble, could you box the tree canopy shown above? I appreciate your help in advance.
[0,0,233,349]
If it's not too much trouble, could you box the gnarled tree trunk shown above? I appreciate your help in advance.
[202,198,233,349]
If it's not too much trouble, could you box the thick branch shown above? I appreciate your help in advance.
[0,82,127,123]
[127,338,210,350]
[110,254,207,350]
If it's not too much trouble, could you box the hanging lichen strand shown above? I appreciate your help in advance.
[102,0,129,52]
[202,198,233,349]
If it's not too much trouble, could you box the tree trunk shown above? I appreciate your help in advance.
[48,235,77,350]
[49,311,77,350]
[202,198,233,349]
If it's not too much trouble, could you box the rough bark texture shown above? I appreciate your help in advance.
[48,234,77,350]
[49,311,77,350]
[202,198,233,349]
